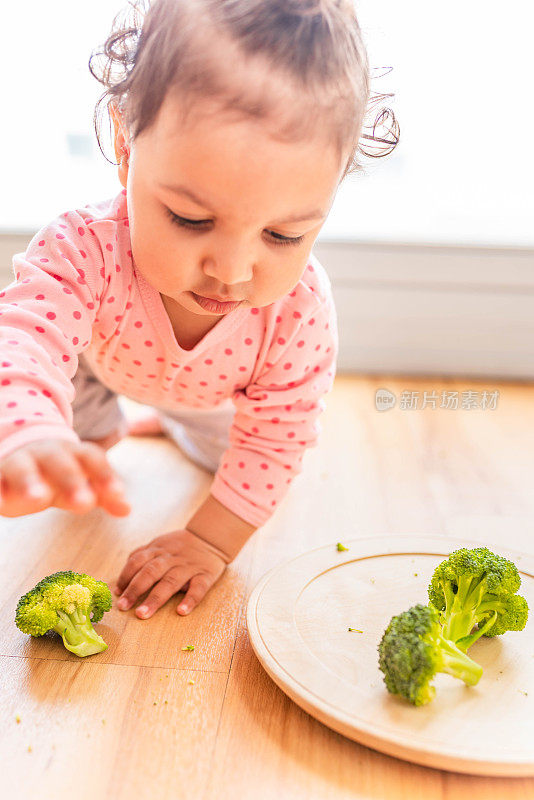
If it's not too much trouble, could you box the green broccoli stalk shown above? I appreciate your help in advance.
[428,547,529,651]
[15,571,112,657]
[378,604,483,706]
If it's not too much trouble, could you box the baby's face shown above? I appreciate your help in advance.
[116,93,344,319]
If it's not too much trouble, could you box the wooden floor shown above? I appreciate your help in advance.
[1,373,533,799]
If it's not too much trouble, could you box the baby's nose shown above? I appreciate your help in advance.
[202,253,254,285]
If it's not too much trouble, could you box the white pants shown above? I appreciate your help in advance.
[71,353,235,473]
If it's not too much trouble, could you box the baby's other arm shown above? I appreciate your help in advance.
[114,493,257,618]
[185,492,258,562]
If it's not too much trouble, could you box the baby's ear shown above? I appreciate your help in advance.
[109,102,129,161]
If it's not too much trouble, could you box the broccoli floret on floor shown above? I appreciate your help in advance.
[428,547,529,650]
[15,571,112,657]
[378,604,483,706]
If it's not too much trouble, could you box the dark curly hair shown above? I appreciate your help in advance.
[89,0,399,181]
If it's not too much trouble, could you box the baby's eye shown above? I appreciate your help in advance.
[166,209,304,247]
[268,230,304,246]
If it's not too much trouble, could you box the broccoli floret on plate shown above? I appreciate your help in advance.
[428,547,529,651]
[378,603,483,706]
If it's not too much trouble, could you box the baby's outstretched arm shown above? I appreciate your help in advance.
[114,494,257,617]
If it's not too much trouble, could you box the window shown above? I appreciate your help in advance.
[1,1,532,246]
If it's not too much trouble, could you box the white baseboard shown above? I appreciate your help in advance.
[2,233,533,380]
[312,240,534,380]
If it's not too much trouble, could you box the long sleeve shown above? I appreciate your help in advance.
[0,210,107,461]
[210,286,339,527]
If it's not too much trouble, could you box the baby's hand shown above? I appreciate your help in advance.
[0,438,131,518]
[114,529,228,618]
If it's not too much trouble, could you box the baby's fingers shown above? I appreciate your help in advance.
[115,549,153,596]
[36,448,99,512]
[175,573,215,616]
[0,450,53,517]
[116,552,167,608]
[76,443,131,517]
[135,567,192,619]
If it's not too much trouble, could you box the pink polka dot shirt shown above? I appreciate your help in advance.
[0,190,339,527]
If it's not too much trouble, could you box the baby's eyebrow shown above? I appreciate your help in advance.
[159,182,326,224]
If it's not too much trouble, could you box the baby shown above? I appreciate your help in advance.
[0,0,397,619]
